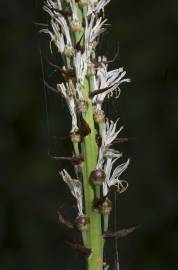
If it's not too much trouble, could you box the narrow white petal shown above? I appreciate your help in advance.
[109,159,130,187]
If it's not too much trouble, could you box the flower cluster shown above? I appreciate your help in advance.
[97,118,130,196]
[42,0,130,218]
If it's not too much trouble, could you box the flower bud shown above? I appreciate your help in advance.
[77,100,88,113]
[70,132,81,143]
[94,110,105,123]
[90,169,106,186]
[98,198,112,215]
[75,215,90,231]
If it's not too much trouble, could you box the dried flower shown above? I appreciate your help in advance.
[60,169,83,216]
[57,83,78,132]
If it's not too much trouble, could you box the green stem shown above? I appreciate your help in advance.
[103,214,109,233]
[82,80,104,270]
[73,142,80,156]
[95,186,101,199]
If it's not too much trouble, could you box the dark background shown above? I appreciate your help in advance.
[0,0,178,269]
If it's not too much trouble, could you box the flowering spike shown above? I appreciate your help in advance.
[41,0,131,269]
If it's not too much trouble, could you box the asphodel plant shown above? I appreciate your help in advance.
[41,1,130,270]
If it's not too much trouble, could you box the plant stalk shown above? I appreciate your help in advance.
[82,80,104,270]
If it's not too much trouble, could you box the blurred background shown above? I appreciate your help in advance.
[0,0,178,269]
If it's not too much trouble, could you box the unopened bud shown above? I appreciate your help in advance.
[98,198,112,215]
[75,215,90,231]
[90,169,106,186]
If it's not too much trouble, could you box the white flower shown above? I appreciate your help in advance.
[102,149,122,195]
[73,51,88,86]
[73,51,89,100]
[60,169,83,216]
[101,118,123,147]
[69,0,79,23]
[90,16,107,44]
[42,4,73,52]
[93,62,131,112]
[84,15,107,75]
[97,118,123,170]
[85,14,107,49]
[95,0,111,13]
[55,16,73,47]
[83,15,107,72]
[103,150,130,196]
[57,83,78,132]
[40,19,65,53]
[46,0,62,10]
[88,0,111,15]
[43,5,55,18]
[68,0,83,31]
